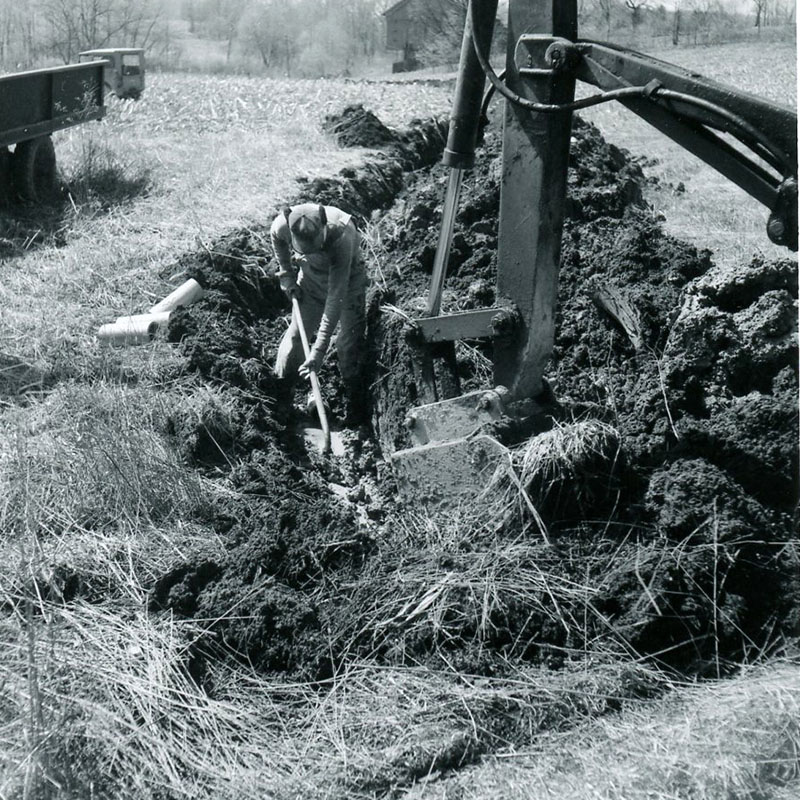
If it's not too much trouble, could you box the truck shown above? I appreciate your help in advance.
[78,48,145,100]
[0,49,145,204]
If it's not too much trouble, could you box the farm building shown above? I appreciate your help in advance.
[383,0,420,52]
[382,0,444,71]
[383,0,507,72]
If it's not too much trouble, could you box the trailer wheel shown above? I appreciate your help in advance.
[12,136,58,203]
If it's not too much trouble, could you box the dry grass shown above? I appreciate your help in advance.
[406,662,800,800]
[0,590,667,800]
[0,606,281,799]
[0,43,797,800]
[579,41,797,268]
[0,382,215,537]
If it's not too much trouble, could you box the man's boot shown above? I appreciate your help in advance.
[272,375,298,425]
[342,379,368,428]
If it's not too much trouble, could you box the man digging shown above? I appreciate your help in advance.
[270,202,368,427]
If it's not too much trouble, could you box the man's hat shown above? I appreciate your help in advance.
[284,205,327,254]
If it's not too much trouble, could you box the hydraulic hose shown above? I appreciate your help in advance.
[466,1,651,113]
[479,68,504,130]
[650,88,793,174]
[465,0,792,174]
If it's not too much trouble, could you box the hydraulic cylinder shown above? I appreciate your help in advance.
[428,0,498,317]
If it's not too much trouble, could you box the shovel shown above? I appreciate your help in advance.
[292,295,332,454]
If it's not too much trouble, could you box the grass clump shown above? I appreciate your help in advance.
[0,382,215,538]
[61,132,153,210]
[490,419,625,529]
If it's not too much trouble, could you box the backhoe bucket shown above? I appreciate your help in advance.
[389,389,509,508]
[391,433,508,508]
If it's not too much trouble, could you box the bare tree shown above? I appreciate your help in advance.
[183,0,197,34]
[751,0,768,29]
[0,0,35,66]
[594,0,615,38]
[687,0,716,44]
[42,0,164,62]
[625,0,649,31]
[672,5,681,44]
[241,0,295,70]
[762,0,797,25]
[344,0,383,60]
[780,0,796,23]
[215,0,249,63]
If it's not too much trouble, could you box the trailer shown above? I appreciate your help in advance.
[0,55,135,204]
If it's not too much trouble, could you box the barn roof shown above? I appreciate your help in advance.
[382,0,415,16]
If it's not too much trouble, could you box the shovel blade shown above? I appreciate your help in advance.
[302,426,345,457]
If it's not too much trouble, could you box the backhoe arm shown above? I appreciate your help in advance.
[570,41,797,249]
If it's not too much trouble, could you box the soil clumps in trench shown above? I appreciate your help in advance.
[150,108,798,682]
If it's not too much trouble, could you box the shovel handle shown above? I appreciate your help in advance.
[291,295,331,454]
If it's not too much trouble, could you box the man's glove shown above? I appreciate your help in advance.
[280,278,301,301]
[298,348,323,379]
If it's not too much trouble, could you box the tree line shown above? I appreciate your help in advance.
[0,0,165,67]
[581,0,795,47]
[180,0,385,76]
[0,0,390,75]
[0,0,794,76]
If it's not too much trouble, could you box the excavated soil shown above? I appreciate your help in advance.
[150,107,799,681]
[321,103,398,148]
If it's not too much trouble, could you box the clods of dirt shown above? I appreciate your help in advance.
[151,106,798,679]
[363,113,798,668]
[150,443,374,678]
[322,103,398,148]
[296,113,448,220]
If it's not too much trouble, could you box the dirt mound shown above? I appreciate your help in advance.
[363,116,798,668]
[151,108,798,679]
[322,103,398,148]
[296,115,448,220]
[150,448,372,678]
[366,117,660,455]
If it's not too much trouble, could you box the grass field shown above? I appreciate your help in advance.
[580,41,797,267]
[1,41,797,799]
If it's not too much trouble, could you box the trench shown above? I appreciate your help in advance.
[134,102,799,785]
